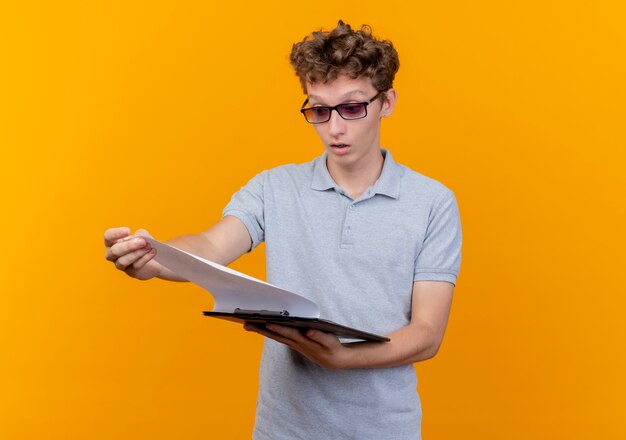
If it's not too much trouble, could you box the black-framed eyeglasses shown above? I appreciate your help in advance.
[299,91,385,124]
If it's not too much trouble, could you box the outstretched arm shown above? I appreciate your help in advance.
[244,280,454,370]
[104,215,252,281]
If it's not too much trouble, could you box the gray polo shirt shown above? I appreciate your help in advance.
[223,149,461,440]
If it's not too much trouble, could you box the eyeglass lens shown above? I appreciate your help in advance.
[303,103,367,123]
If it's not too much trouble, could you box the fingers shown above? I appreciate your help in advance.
[266,324,310,343]
[105,236,149,262]
[130,247,157,270]
[104,227,131,247]
[244,323,300,349]
[303,328,341,348]
[245,323,326,350]
[104,226,160,280]
[113,246,154,270]
[243,322,294,348]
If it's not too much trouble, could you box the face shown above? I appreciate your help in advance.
[305,75,396,170]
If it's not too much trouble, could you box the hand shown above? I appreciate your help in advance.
[104,227,161,280]
[244,323,356,370]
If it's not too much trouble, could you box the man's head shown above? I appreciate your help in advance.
[290,21,400,170]
[290,20,399,95]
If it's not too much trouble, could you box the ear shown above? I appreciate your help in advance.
[380,88,397,118]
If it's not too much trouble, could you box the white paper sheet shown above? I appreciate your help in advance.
[144,237,320,318]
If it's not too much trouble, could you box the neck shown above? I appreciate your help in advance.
[327,149,385,199]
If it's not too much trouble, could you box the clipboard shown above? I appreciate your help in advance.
[204,309,390,342]
[145,237,390,343]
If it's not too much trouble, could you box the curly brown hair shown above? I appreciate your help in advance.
[290,20,400,94]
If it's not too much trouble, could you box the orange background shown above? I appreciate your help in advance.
[1,1,625,439]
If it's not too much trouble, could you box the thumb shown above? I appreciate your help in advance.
[104,226,131,247]
[135,228,153,238]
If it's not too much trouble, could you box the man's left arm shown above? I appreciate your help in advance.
[244,280,454,370]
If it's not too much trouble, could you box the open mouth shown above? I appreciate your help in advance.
[329,143,351,156]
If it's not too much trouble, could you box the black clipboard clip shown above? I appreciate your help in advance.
[233,308,290,318]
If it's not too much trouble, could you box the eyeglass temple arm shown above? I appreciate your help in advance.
[301,91,385,110]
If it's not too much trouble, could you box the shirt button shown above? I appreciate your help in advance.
[350,205,355,210]
[345,227,351,235]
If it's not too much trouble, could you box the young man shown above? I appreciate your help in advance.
[104,21,461,440]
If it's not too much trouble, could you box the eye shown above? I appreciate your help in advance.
[339,103,365,116]
[307,107,330,120]
[312,107,330,116]
[303,106,331,122]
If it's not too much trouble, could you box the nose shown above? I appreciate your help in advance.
[327,108,346,137]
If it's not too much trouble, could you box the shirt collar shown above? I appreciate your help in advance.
[310,152,336,191]
[372,149,403,199]
[311,149,403,199]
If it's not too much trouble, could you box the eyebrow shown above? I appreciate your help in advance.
[307,90,369,104]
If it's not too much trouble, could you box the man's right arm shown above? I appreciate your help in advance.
[104,216,252,281]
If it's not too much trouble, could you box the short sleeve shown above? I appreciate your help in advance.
[222,171,267,250]
[414,190,462,285]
